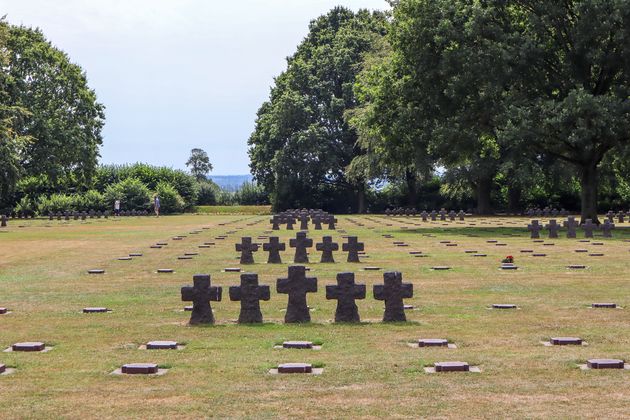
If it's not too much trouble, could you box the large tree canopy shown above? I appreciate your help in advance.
[6,25,105,189]
[375,0,630,220]
[248,7,388,212]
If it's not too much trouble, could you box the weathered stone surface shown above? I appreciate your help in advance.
[316,236,339,263]
[229,273,270,323]
[263,237,285,264]
[12,342,45,352]
[373,272,413,322]
[146,341,178,350]
[418,339,448,347]
[290,232,313,264]
[582,219,598,238]
[236,237,259,264]
[545,220,561,238]
[342,237,364,263]
[434,361,470,372]
[592,303,616,308]
[551,337,582,345]
[326,272,366,323]
[278,363,312,373]
[83,307,109,313]
[282,341,313,349]
[528,220,542,239]
[586,359,625,369]
[181,274,222,325]
[277,266,317,323]
[121,363,159,374]
[564,217,578,238]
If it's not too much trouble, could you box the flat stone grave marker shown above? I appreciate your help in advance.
[83,307,111,313]
[129,253,143,257]
[156,242,168,246]
[500,263,518,270]
[10,342,46,352]
[592,242,604,246]
[431,266,451,270]
[473,254,487,257]
[120,363,160,374]
[575,249,588,253]
[412,339,457,349]
[425,361,481,373]
[178,256,193,260]
[567,265,587,269]
[550,337,583,346]
[88,269,105,274]
[487,240,498,243]
[492,304,517,309]
[585,359,626,370]
[224,268,241,272]
[364,266,381,271]
[118,257,132,261]
[592,303,617,308]
[145,341,179,350]
[520,250,533,253]
[0,308,7,314]
[589,253,604,257]
[532,253,546,257]
[464,250,477,253]
[280,341,318,350]
[271,363,323,375]
[157,268,174,273]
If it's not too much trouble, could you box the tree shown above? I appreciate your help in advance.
[248,7,388,212]
[6,24,105,189]
[186,148,212,181]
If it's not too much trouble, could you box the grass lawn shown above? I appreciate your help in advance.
[0,214,629,418]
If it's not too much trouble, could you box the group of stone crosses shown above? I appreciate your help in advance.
[385,208,466,221]
[237,232,364,264]
[523,207,570,217]
[46,209,150,220]
[270,209,337,231]
[527,217,616,239]
[181,267,413,325]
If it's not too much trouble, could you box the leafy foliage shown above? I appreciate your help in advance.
[103,178,152,211]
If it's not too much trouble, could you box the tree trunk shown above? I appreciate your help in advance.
[507,184,522,213]
[356,183,366,214]
[405,169,417,207]
[579,163,599,224]
[476,177,493,215]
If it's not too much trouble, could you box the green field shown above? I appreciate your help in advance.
[0,214,629,418]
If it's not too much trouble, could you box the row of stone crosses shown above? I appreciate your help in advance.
[46,209,150,220]
[270,209,338,230]
[386,208,466,221]
[237,233,364,264]
[528,217,615,239]
[181,266,412,324]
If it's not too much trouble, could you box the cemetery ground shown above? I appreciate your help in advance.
[1,213,629,418]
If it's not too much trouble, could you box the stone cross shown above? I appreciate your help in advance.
[263,237,285,264]
[284,216,295,230]
[420,211,428,221]
[601,219,615,238]
[373,272,413,322]
[181,274,222,325]
[342,236,364,263]
[276,265,317,323]
[458,210,465,221]
[0,214,6,227]
[617,212,625,223]
[270,216,281,230]
[236,237,259,264]
[312,216,323,230]
[582,219,598,238]
[316,236,339,263]
[563,216,578,238]
[326,272,366,322]
[606,211,614,222]
[430,210,437,221]
[229,273,270,323]
[290,231,313,263]
[545,219,561,238]
[327,216,338,230]
[439,209,447,221]
[449,210,456,221]
[528,220,543,239]
[298,214,309,230]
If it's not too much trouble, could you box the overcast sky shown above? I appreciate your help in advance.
[2,0,390,175]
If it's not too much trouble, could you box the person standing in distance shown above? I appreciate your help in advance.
[154,195,161,217]
[114,199,121,217]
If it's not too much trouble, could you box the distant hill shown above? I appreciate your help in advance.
[208,175,253,192]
